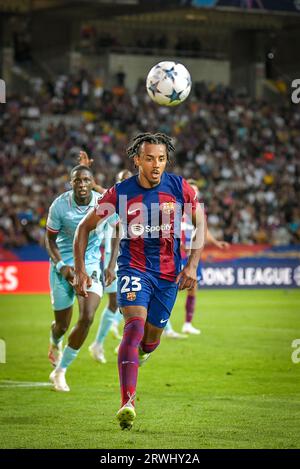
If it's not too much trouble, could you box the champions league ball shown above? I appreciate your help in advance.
[146,61,192,106]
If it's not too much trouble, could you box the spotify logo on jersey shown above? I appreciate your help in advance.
[131,224,145,236]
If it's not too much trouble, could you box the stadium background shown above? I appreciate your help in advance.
[0,0,300,450]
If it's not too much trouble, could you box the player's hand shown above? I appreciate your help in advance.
[78,151,94,168]
[73,270,92,297]
[176,265,197,291]
[215,241,230,250]
[104,267,116,287]
[60,266,75,286]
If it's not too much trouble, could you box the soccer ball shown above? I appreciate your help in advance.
[146,61,192,106]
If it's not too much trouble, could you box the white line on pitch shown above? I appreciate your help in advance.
[0,380,52,388]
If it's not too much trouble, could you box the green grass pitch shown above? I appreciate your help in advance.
[0,289,299,449]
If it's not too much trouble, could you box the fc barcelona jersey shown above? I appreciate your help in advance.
[95,172,198,282]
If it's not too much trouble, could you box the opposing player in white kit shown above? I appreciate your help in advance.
[45,165,118,391]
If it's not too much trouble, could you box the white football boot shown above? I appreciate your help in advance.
[182,322,201,335]
[89,342,107,364]
[49,369,70,392]
[163,329,188,339]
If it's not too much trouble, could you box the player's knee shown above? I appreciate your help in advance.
[122,317,145,347]
[78,315,94,330]
[140,340,160,354]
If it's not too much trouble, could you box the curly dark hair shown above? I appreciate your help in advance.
[126,132,175,161]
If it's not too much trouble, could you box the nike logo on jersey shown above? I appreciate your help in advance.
[160,319,169,324]
[128,208,139,215]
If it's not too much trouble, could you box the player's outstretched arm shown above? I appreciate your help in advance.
[176,204,207,290]
[207,229,230,249]
[73,209,101,297]
[78,151,106,194]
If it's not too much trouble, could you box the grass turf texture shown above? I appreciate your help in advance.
[0,290,299,449]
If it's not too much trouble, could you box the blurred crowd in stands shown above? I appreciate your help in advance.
[80,27,203,58]
[1,70,300,250]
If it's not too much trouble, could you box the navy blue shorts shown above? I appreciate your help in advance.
[117,268,179,328]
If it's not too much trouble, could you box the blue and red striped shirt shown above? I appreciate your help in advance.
[95,172,198,282]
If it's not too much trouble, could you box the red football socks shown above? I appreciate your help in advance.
[118,316,145,406]
[185,294,196,323]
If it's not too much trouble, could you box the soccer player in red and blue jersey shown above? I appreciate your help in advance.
[73,133,207,430]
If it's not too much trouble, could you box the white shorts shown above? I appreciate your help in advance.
[50,263,103,311]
